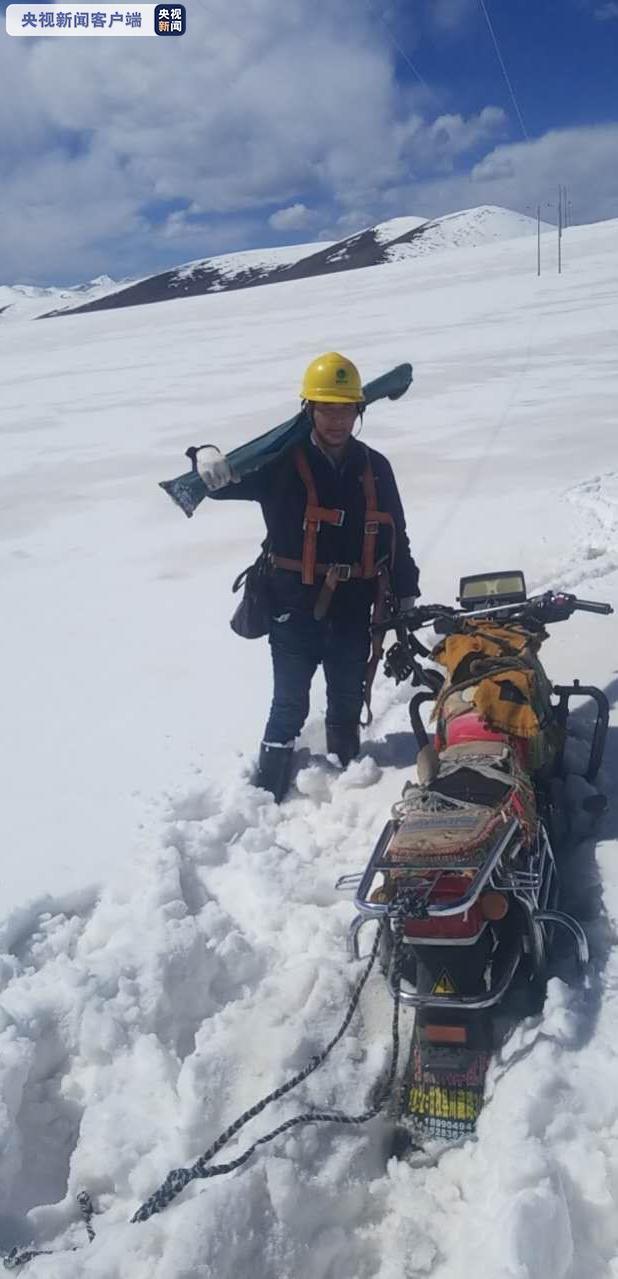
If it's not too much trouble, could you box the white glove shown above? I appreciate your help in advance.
[195,446,236,491]
[399,595,419,614]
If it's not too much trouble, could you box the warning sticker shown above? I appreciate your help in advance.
[408,1085,480,1123]
[432,970,456,996]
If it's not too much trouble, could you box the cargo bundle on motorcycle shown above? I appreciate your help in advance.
[11,572,609,1270]
[339,570,612,1149]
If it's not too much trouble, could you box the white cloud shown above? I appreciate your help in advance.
[468,124,618,221]
[1,1,616,285]
[0,0,506,283]
[472,153,516,182]
[0,0,387,280]
[399,123,618,227]
[311,121,618,243]
[268,204,314,231]
[393,106,507,174]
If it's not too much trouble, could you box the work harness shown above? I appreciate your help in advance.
[270,446,397,718]
[271,445,396,619]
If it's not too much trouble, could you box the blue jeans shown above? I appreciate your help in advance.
[263,613,371,744]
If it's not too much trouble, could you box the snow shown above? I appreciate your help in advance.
[1,211,618,1276]
[386,205,554,262]
[172,240,332,283]
[0,276,127,322]
[0,243,332,319]
[372,215,429,245]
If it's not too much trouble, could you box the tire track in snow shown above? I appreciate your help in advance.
[0,725,402,1275]
[3,695,618,1278]
[556,471,618,591]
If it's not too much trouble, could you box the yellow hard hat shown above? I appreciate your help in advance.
[300,352,364,403]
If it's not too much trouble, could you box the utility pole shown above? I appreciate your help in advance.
[537,204,541,277]
[558,184,562,275]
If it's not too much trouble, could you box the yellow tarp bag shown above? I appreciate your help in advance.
[472,669,540,738]
[432,621,549,742]
[432,623,541,678]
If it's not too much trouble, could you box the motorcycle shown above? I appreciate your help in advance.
[338,570,613,1150]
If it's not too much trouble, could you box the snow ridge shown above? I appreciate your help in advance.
[0,748,396,1272]
[22,204,549,318]
[386,206,553,263]
[2,208,618,1279]
[1,698,618,1278]
[0,277,127,323]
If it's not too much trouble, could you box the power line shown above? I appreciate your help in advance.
[477,0,529,141]
[365,3,431,93]
[380,13,431,91]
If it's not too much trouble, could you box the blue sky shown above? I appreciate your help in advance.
[387,0,618,137]
[1,0,617,286]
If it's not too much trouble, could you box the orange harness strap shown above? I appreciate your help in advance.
[294,448,345,585]
[361,458,396,578]
[293,445,396,588]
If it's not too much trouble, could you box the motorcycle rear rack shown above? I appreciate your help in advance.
[533,909,589,965]
[389,944,523,1010]
[494,820,554,898]
[386,905,588,1009]
[348,904,588,1011]
[345,811,588,1009]
[553,681,610,781]
[393,909,588,1009]
[343,817,523,921]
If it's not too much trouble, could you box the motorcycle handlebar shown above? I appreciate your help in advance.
[375,592,613,634]
[572,598,614,615]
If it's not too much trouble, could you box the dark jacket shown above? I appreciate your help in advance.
[211,436,419,621]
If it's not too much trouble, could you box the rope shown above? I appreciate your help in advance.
[4,892,425,1264]
[3,1193,96,1270]
[391,754,519,822]
[132,906,404,1222]
[77,1192,95,1243]
[4,1247,56,1270]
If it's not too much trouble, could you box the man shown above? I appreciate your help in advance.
[196,352,419,802]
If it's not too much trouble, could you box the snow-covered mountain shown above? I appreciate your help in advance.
[1,213,617,1277]
[372,214,429,244]
[0,275,127,322]
[385,205,553,262]
[40,237,335,317]
[170,239,332,286]
[37,205,550,318]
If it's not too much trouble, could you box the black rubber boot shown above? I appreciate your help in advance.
[326,723,360,768]
[256,743,294,803]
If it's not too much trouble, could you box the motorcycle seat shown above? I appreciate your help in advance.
[384,738,535,871]
[440,740,508,760]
